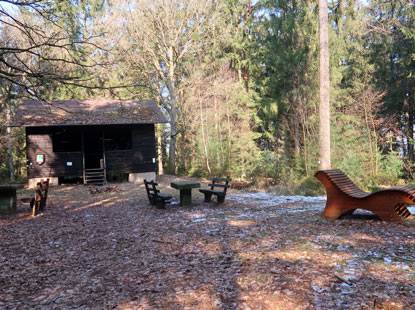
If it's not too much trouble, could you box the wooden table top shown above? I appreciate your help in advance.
[170,181,201,190]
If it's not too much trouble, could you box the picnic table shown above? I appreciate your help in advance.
[171,181,201,206]
[0,184,24,214]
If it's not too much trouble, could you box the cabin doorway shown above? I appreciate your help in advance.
[83,130,106,185]
[84,131,104,169]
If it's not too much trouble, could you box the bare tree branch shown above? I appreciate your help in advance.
[0,0,124,97]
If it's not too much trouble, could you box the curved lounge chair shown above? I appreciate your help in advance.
[315,169,414,222]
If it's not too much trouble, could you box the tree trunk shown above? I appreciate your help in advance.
[200,93,211,175]
[318,0,331,170]
[408,89,414,161]
[156,124,164,175]
[242,0,252,91]
[301,108,309,176]
[169,110,177,173]
[215,95,225,167]
[167,51,177,173]
[6,106,15,182]
[363,96,375,177]
[168,91,178,173]
[226,94,232,172]
[294,111,301,157]
[369,111,379,175]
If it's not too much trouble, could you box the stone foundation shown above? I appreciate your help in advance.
[28,177,59,189]
[128,172,156,183]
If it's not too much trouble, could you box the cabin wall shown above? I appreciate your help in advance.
[132,125,157,172]
[105,124,156,174]
[26,127,83,179]
[26,124,157,180]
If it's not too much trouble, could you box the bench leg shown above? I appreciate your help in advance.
[30,199,35,216]
[39,198,46,212]
[203,193,212,203]
[156,199,166,209]
[31,199,39,216]
[217,195,225,204]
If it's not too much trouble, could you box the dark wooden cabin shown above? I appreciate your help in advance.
[11,100,167,187]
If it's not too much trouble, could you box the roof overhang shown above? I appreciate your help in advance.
[10,100,168,127]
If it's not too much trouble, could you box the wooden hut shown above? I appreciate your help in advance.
[10,100,167,188]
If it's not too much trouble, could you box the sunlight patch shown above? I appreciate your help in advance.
[184,211,207,221]
[227,193,326,207]
[228,219,256,227]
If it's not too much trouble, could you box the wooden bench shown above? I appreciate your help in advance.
[21,179,50,216]
[315,169,414,222]
[144,179,172,209]
[199,177,231,204]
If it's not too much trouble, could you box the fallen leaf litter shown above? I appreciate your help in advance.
[1,176,415,310]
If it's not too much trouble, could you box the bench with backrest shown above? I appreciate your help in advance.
[21,179,49,216]
[315,169,414,222]
[144,179,172,209]
[199,177,231,204]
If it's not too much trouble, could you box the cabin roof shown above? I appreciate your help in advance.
[10,100,168,127]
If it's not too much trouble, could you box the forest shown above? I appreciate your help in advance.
[1,0,414,191]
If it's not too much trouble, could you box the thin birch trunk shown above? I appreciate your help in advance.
[168,49,177,173]
[369,114,379,175]
[318,0,331,170]
[214,96,220,165]
[226,95,232,171]
[200,92,211,175]
[363,99,375,177]
[301,108,309,176]
[157,124,164,175]
[6,105,15,182]
[217,95,225,168]
[408,88,415,161]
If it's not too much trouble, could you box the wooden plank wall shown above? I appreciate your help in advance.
[26,124,157,179]
[26,127,83,178]
[106,124,156,174]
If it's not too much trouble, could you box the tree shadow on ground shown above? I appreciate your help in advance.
[1,183,415,309]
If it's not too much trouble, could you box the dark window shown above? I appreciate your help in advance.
[52,130,82,152]
[104,130,132,150]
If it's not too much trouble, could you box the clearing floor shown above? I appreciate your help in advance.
[1,175,415,310]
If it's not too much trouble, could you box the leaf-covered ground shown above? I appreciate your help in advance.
[1,175,415,310]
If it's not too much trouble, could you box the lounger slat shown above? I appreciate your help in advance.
[336,185,367,194]
[387,186,415,195]
[329,179,354,185]
[330,176,349,180]
[338,188,365,195]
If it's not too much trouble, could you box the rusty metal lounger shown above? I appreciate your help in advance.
[315,169,414,222]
